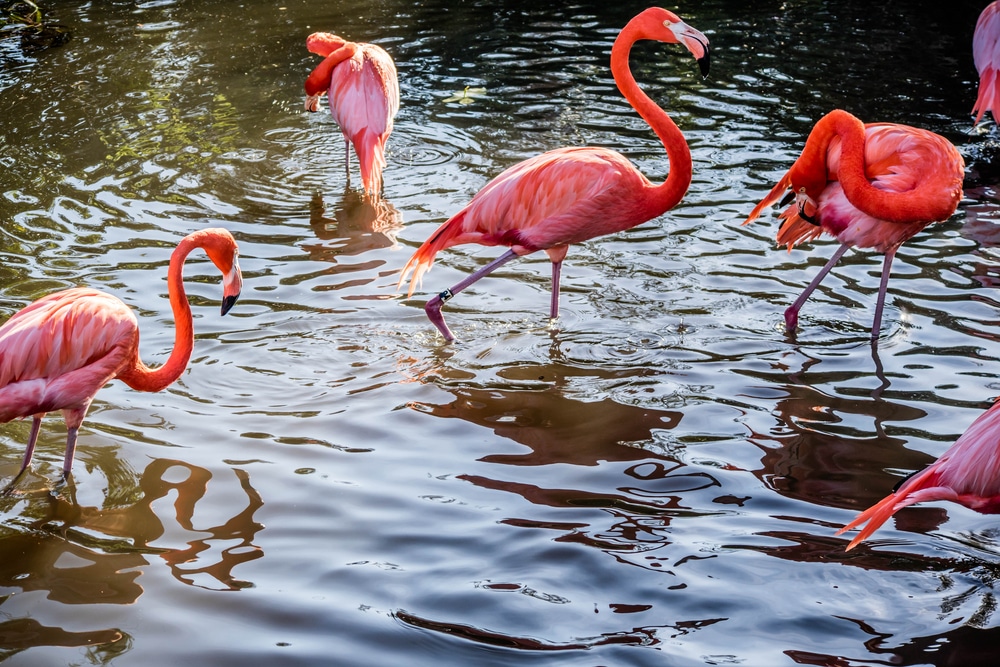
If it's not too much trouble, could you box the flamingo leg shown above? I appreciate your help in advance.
[550,261,563,321]
[18,414,44,473]
[870,247,898,342]
[61,427,79,477]
[785,243,852,332]
[425,249,520,342]
[344,138,352,187]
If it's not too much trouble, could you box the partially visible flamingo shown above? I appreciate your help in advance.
[304,32,400,199]
[973,1,1000,125]
[837,399,1000,551]
[0,228,242,477]
[742,109,964,341]
[397,7,710,342]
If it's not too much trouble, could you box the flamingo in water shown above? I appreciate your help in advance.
[837,399,1000,551]
[304,32,400,199]
[0,228,242,477]
[742,109,964,342]
[973,1,1000,125]
[397,7,710,342]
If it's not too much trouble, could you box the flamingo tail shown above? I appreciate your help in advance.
[397,212,468,297]
[353,128,388,197]
[835,493,907,551]
[973,66,998,125]
[743,173,792,226]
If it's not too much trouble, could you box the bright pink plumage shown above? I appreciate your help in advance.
[973,1,1000,125]
[397,8,711,342]
[0,229,242,478]
[304,32,400,198]
[837,400,1000,551]
[743,109,964,341]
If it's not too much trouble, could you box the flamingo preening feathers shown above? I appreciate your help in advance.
[304,32,400,199]
[0,228,242,477]
[973,1,1000,125]
[743,109,964,341]
[397,7,710,342]
[837,400,1000,551]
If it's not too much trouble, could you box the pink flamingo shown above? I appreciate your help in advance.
[742,109,964,341]
[973,1,1000,125]
[304,32,400,199]
[0,228,242,477]
[837,400,1000,551]
[396,7,709,342]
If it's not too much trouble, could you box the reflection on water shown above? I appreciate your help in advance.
[5,0,1000,664]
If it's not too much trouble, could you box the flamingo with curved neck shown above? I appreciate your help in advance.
[397,7,710,342]
[743,109,964,342]
[0,228,242,478]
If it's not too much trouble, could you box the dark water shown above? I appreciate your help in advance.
[2,0,1000,665]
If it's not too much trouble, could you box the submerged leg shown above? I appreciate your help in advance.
[785,243,852,332]
[425,250,520,342]
[61,427,79,477]
[870,247,898,343]
[18,414,44,473]
[550,261,563,321]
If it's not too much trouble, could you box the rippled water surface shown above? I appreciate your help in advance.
[3,0,1000,665]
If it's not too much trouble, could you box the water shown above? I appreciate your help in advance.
[1,0,999,664]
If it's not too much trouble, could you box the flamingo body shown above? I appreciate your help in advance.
[973,1,1000,125]
[0,228,242,477]
[837,400,1000,551]
[743,109,964,339]
[398,7,710,341]
[305,32,399,198]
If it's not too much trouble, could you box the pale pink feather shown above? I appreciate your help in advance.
[0,289,137,422]
[397,147,658,296]
[838,400,1000,550]
[974,2,1000,124]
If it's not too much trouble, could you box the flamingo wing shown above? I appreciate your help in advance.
[0,288,138,422]
[838,401,1000,550]
[974,2,1000,124]
[398,147,649,295]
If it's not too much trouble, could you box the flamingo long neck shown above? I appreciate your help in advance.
[119,238,198,393]
[611,21,692,217]
[793,109,950,225]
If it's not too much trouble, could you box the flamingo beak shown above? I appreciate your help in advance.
[305,93,322,112]
[669,21,710,78]
[221,256,242,316]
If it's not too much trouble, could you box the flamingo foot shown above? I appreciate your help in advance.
[784,306,799,332]
[425,292,457,343]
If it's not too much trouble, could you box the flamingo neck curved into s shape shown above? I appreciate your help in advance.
[792,109,957,225]
[610,20,692,218]
[119,236,199,393]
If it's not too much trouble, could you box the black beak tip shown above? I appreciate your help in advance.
[779,190,796,207]
[221,293,240,316]
[697,51,710,79]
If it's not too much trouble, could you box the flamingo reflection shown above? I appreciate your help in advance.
[2,458,264,595]
[307,190,402,252]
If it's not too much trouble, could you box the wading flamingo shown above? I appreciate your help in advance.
[742,109,964,342]
[973,1,1000,125]
[837,399,1000,551]
[0,228,242,477]
[304,32,399,199]
[397,7,710,342]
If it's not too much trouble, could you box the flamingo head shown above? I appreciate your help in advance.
[304,32,352,110]
[197,228,243,316]
[631,7,710,78]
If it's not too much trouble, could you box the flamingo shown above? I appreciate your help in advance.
[973,1,1000,125]
[396,7,710,342]
[304,32,400,199]
[742,109,964,341]
[837,400,1000,551]
[0,228,242,477]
